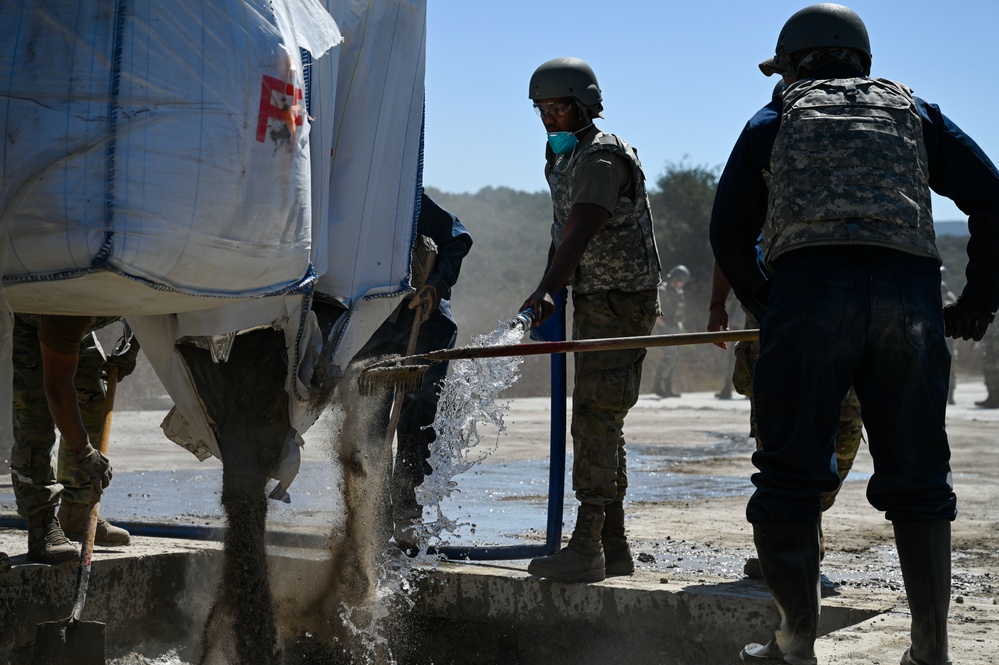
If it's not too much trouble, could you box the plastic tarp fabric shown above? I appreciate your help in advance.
[0,0,429,496]
[313,0,427,373]
[0,0,340,482]
[0,0,339,315]
[139,0,429,491]
[127,0,429,491]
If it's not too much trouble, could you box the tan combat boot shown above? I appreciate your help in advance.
[27,507,79,564]
[527,504,605,583]
[59,501,131,547]
[602,500,635,576]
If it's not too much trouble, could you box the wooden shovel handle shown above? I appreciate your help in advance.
[413,328,761,363]
[71,365,117,623]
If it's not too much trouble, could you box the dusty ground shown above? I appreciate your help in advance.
[563,381,999,664]
[2,375,997,663]
[442,377,999,664]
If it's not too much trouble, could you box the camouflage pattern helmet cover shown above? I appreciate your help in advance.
[759,3,871,76]
[529,57,603,106]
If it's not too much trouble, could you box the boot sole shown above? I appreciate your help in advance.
[605,561,635,576]
[27,552,79,565]
[66,535,132,547]
[527,563,605,583]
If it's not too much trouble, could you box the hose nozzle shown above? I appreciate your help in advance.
[511,308,536,331]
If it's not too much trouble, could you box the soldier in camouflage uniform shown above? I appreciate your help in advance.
[520,57,661,584]
[652,265,689,398]
[10,314,137,564]
[711,5,999,664]
[941,266,959,405]
[975,321,999,408]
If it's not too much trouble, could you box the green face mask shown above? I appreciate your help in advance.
[546,131,578,155]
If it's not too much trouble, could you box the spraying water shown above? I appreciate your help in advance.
[311,314,532,664]
[413,315,531,548]
[104,315,535,665]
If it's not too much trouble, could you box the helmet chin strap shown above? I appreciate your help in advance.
[551,123,593,174]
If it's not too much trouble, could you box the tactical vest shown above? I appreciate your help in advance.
[547,132,662,294]
[762,77,937,265]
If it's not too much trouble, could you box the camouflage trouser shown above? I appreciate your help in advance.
[652,324,682,396]
[9,316,107,518]
[945,337,957,403]
[571,289,660,506]
[732,310,863,512]
[981,330,999,396]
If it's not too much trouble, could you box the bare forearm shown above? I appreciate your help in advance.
[40,343,88,453]
[43,381,89,452]
[709,262,732,310]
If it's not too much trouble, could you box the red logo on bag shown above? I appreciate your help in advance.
[257,75,303,143]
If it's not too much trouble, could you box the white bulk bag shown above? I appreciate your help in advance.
[0,0,339,315]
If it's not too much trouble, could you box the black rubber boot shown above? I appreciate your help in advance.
[528,504,605,583]
[893,520,953,665]
[745,515,824,581]
[602,500,634,576]
[739,522,820,665]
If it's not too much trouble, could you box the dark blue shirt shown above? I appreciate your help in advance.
[710,78,999,320]
[417,192,472,303]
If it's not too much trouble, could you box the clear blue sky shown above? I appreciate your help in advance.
[422,0,998,222]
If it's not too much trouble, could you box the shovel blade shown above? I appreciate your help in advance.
[32,619,105,665]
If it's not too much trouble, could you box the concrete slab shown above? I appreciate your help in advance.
[2,380,997,663]
[0,530,888,665]
[409,562,888,664]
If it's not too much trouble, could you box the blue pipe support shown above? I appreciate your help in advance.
[430,288,567,561]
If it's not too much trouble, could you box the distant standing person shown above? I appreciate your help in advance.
[710,4,999,665]
[653,265,689,398]
[975,319,999,408]
[520,57,662,583]
[940,266,959,405]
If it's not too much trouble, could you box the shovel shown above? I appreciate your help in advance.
[31,365,120,665]
[358,328,760,395]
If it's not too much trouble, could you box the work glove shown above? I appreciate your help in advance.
[102,336,140,380]
[943,295,995,341]
[409,284,439,323]
[75,444,113,493]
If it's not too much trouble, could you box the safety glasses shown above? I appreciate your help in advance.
[533,100,575,118]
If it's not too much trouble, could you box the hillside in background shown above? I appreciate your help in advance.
[109,181,985,408]
[433,187,981,398]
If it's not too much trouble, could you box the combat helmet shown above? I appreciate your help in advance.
[666,265,691,283]
[529,57,604,117]
[759,3,871,77]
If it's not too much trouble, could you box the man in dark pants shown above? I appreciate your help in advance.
[356,192,472,551]
[710,4,999,664]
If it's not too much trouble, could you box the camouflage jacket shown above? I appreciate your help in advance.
[762,77,937,265]
[547,131,661,294]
